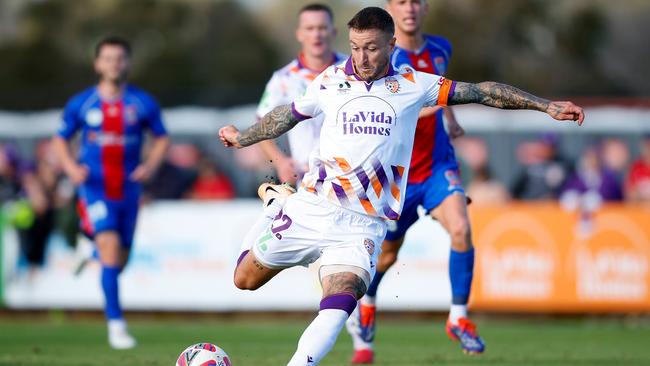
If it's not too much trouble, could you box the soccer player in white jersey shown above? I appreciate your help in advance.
[347,1,483,362]
[257,4,346,185]
[219,7,583,366]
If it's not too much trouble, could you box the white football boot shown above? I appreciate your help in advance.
[108,319,137,350]
[257,183,296,207]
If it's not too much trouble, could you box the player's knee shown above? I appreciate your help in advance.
[320,267,370,299]
[98,248,121,267]
[233,271,261,291]
[448,218,472,251]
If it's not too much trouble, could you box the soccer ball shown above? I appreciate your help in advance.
[175,343,232,366]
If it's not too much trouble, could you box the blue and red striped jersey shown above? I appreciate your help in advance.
[391,35,456,184]
[58,85,167,199]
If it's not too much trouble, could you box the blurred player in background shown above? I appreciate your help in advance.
[346,1,482,362]
[219,7,584,365]
[52,36,169,349]
[256,3,346,185]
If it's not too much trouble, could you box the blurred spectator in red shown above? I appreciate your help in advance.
[601,138,630,183]
[561,144,623,204]
[512,133,569,200]
[190,155,235,200]
[625,134,650,202]
[143,143,199,201]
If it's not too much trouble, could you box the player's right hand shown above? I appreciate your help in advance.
[219,125,242,148]
[66,163,89,185]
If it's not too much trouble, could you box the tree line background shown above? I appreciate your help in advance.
[0,0,648,111]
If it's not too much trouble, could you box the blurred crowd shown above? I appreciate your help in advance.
[2,133,650,272]
[455,134,650,206]
[0,139,235,273]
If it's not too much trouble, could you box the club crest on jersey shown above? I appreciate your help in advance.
[364,239,375,255]
[384,77,400,93]
[85,108,103,127]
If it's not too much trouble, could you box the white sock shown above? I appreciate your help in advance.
[449,304,468,325]
[108,319,127,334]
[360,294,376,306]
[239,199,283,255]
[287,309,348,366]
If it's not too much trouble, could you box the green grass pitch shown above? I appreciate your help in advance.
[1,315,649,365]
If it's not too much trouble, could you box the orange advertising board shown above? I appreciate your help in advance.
[469,203,650,312]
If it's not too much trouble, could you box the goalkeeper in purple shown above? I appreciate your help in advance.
[52,36,169,350]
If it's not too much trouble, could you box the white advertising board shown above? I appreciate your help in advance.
[2,201,452,311]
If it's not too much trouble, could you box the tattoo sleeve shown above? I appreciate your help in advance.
[236,104,300,147]
[449,81,550,112]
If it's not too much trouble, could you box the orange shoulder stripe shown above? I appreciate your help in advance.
[437,78,454,106]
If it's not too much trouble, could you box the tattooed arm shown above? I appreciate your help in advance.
[219,104,300,148]
[449,81,585,125]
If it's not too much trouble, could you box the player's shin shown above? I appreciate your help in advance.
[101,265,123,321]
[102,264,137,349]
[448,248,475,324]
[287,293,357,366]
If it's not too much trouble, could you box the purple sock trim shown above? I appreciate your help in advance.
[320,292,357,315]
[236,250,249,266]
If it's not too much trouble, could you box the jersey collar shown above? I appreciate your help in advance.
[297,52,341,73]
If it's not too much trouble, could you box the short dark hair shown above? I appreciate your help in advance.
[298,3,334,23]
[347,7,394,35]
[95,36,131,58]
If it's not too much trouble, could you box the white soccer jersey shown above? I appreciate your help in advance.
[292,57,455,220]
[256,53,347,166]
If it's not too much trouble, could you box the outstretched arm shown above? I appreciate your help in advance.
[449,81,585,125]
[219,104,300,149]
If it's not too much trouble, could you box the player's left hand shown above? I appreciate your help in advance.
[219,125,242,148]
[546,101,585,126]
[130,164,153,182]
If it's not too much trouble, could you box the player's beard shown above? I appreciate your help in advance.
[364,57,390,82]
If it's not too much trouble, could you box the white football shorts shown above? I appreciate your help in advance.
[251,190,387,280]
